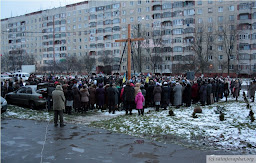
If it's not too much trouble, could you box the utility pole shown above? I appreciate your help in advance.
[138,24,142,74]
[53,16,56,74]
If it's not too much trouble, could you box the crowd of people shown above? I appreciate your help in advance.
[2,74,256,117]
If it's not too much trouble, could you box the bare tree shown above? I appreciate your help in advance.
[61,55,80,74]
[217,23,239,76]
[81,55,96,74]
[1,53,12,72]
[191,24,214,74]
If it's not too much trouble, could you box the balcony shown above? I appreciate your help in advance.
[184,1,195,8]
[152,1,162,5]
[238,23,252,30]
[152,5,162,11]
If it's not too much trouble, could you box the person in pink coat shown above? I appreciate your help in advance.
[135,89,145,116]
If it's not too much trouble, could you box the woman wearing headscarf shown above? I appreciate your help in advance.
[80,84,90,113]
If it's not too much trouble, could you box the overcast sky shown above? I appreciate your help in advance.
[1,0,85,19]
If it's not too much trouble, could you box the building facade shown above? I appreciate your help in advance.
[1,0,256,76]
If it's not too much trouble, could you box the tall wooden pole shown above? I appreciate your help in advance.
[127,24,131,80]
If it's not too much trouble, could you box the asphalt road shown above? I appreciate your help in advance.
[1,118,231,163]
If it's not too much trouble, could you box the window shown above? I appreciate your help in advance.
[138,0,141,5]
[218,7,223,12]
[138,16,142,22]
[122,10,126,15]
[146,7,150,12]
[130,17,134,22]
[218,26,223,31]
[240,14,249,20]
[208,17,213,23]
[173,19,183,26]
[198,0,202,5]
[208,56,213,60]
[218,65,222,70]
[208,8,212,13]
[138,8,141,13]
[197,9,202,14]
[218,35,223,41]
[229,5,234,11]
[146,15,150,20]
[173,28,183,35]
[230,25,235,30]
[130,1,133,6]
[218,46,223,51]
[218,16,223,23]
[198,18,203,24]
[184,9,195,16]
[219,55,223,60]
[229,15,234,21]
[122,18,126,23]
[208,0,212,4]
[173,46,183,52]
[112,3,120,9]
[208,26,213,32]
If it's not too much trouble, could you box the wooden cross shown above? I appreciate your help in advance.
[115,24,144,80]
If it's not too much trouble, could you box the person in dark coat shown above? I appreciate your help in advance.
[212,80,217,103]
[106,83,116,114]
[183,81,192,107]
[153,82,162,111]
[215,80,220,102]
[47,83,55,112]
[89,84,96,110]
[7,81,14,93]
[234,80,240,101]
[161,82,170,110]
[249,80,256,102]
[112,84,119,111]
[64,85,74,115]
[218,80,224,100]
[224,81,229,102]
[97,75,104,86]
[146,81,155,107]
[123,81,135,115]
[140,84,146,107]
[191,81,199,104]
[173,82,183,108]
[96,83,105,111]
[199,81,207,106]
[169,82,175,106]
[72,85,81,112]
[206,80,212,105]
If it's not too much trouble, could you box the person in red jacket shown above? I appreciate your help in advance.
[191,81,199,104]
[135,90,145,116]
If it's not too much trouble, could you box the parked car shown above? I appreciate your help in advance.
[1,96,7,114]
[1,74,12,81]
[5,85,47,110]
[36,82,49,98]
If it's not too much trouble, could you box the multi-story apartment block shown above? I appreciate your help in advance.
[1,0,256,76]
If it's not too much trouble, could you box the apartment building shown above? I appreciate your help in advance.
[1,0,256,76]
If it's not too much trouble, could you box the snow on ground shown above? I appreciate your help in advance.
[2,90,256,154]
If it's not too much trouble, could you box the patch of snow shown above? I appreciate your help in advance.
[71,147,84,153]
